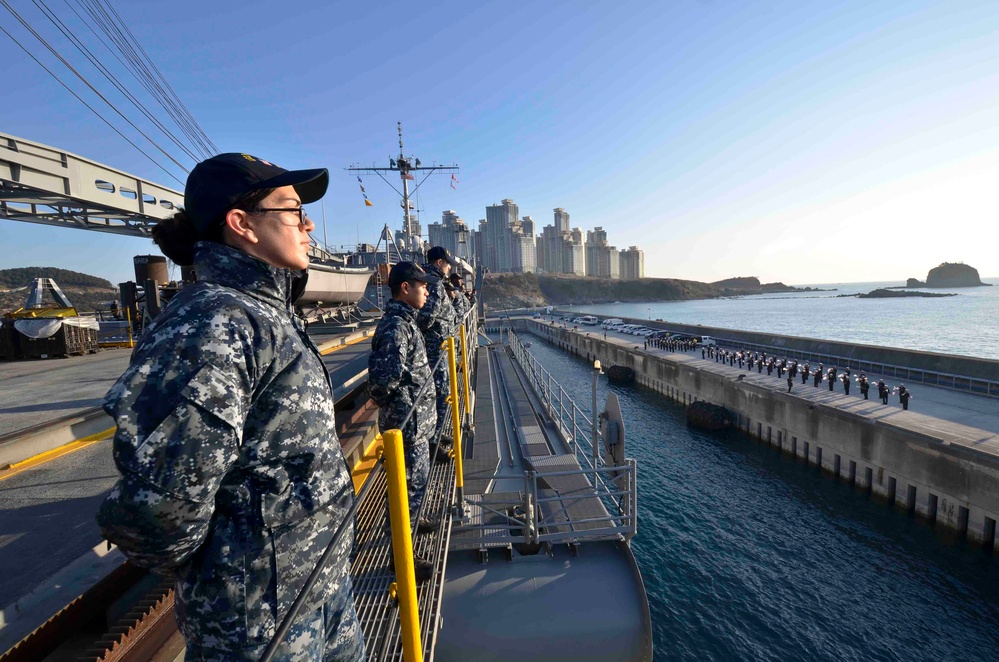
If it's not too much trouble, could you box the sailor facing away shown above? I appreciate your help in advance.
[96,153,364,661]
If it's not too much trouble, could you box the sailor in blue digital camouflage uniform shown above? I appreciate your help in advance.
[96,153,364,661]
[448,272,470,325]
[418,246,458,450]
[367,261,439,583]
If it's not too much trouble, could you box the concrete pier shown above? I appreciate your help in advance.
[519,320,999,550]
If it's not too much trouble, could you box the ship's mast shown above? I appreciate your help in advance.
[347,123,459,258]
[398,122,413,246]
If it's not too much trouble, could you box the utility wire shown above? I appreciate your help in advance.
[32,0,203,163]
[101,0,218,154]
[64,0,209,158]
[77,0,217,156]
[75,0,211,156]
[0,22,185,186]
[0,0,190,175]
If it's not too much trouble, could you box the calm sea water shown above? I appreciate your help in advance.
[569,278,999,361]
[524,338,999,662]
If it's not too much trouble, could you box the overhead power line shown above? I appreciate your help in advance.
[0,0,190,176]
[0,20,185,186]
[31,0,205,163]
[75,0,218,156]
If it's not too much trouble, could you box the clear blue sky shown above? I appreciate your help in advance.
[2,0,997,286]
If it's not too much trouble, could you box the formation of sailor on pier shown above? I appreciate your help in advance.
[698,345,915,409]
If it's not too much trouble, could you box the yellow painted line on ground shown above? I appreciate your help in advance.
[320,333,371,356]
[352,434,384,494]
[0,427,115,481]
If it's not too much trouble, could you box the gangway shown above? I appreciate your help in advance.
[0,131,342,262]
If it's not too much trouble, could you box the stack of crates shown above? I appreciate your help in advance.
[14,321,99,359]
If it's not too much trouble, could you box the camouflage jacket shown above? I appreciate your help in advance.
[97,242,355,650]
[416,263,455,353]
[368,299,436,442]
[451,291,470,328]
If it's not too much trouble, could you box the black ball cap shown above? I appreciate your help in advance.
[184,153,329,234]
[388,261,432,288]
[426,245,459,268]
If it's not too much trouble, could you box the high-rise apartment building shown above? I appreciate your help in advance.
[567,227,586,276]
[619,246,644,279]
[585,227,619,278]
[554,207,570,234]
[537,224,564,273]
[427,210,473,262]
[484,199,519,272]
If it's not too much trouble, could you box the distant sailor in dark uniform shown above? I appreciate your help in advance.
[842,372,851,395]
[878,379,889,404]
[859,374,870,400]
[787,373,794,393]
[827,369,835,391]
[898,384,912,410]
[802,363,810,385]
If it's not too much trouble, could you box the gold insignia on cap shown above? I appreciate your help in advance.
[241,154,255,161]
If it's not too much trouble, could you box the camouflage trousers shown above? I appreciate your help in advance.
[379,412,433,525]
[184,572,366,661]
[403,435,431,523]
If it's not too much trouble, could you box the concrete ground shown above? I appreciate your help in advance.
[568,324,999,436]
[0,349,132,438]
[0,437,117,608]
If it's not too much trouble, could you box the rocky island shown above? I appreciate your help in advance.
[906,262,990,288]
[709,276,830,295]
[855,289,957,299]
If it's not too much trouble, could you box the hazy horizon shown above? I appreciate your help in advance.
[2,1,998,285]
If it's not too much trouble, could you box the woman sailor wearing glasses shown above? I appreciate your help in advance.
[97,153,365,661]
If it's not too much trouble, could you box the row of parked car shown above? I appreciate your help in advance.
[599,318,716,345]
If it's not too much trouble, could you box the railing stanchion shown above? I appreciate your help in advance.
[446,337,465,510]
[382,428,423,662]
[459,323,472,427]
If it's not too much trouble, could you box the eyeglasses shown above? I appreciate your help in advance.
[250,207,308,226]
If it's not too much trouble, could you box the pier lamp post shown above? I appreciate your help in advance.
[592,359,603,468]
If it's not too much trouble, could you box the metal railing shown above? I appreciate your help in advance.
[263,306,477,662]
[451,330,638,547]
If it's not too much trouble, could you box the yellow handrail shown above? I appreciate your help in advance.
[382,429,423,662]
[444,338,464,495]
[458,323,472,426]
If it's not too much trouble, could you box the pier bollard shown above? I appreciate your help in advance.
[382,429,423,662]
[445,337,465,510]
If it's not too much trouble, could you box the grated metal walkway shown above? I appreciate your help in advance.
[350,394,466,660]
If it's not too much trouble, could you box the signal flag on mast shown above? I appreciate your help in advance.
[357,176,373,206]
[451,173,459,190]
[401,172,415,181]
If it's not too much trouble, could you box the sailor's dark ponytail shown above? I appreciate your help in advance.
[151,188,274,266]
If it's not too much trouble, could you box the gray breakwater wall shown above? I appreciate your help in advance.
[523,320,999,549]
[555,311,999,396]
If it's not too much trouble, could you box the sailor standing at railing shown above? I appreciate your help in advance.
[96,154,364,661]
[419,246,458,456]
[368,262,439,583]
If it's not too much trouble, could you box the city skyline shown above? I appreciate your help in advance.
[1,1,997,286]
